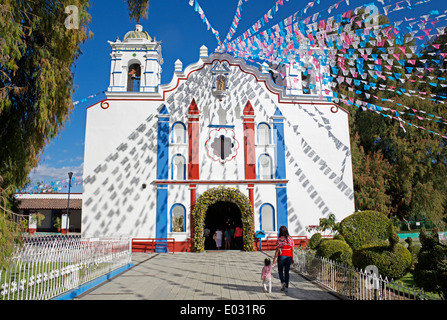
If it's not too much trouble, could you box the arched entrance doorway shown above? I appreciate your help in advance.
[192,186,254,252]
[204,201,242,250]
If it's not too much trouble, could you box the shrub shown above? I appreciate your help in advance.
[405,237,420,268]
[339,210,393,250]
[308,233,322,250]
[316,239,353,266]
[333,234,345,241]
[413,229,447,295]
[352,241,412,279]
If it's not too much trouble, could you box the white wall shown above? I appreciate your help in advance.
[82,53,354,240]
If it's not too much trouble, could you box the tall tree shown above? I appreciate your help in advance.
[0,0,91,267]
[125,0,150,23]
[0,0,91,192]
[334,11,447,226]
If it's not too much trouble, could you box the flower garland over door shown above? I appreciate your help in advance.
[192,186,254,252]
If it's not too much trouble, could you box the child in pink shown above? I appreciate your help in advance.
[261,258,275,293]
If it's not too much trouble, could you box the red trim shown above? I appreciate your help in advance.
[243,100,256,181]
[131,236,309,252]
[87,58,348,115]
[153,179,288,185]
[188,98,200,238]
[132,238,177,253]
[188,98,200,180]
[205,128,240,164]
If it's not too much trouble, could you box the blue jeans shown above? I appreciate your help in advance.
[277,256,293,287]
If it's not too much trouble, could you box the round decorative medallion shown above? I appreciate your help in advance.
[205,128,239,164]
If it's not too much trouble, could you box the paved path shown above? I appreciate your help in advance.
[75,251,339,301]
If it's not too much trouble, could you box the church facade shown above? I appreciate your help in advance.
[82,25,355,251]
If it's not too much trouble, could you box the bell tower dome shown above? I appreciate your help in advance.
[107,24,163,93]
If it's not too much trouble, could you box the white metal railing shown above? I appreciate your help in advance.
[293,249,444,300]
[0,235,132,300]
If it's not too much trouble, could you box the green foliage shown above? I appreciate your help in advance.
[53,217,61,229]
[125,0,150,23]
[316,239,353,266]
[0,0,91,269]
[340,210,393,250]
[333,13,447,226]
[0,0,91,190]
[333,234,345,241]
[308,233,322,250]
[413,229,447,296]
[352,241,412,279]
[192,187,254,252]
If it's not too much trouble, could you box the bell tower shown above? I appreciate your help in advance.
[107,24,163,93]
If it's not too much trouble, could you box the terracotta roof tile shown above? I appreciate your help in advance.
[17,198,82,210]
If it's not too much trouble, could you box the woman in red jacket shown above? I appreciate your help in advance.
[273,225,294,292]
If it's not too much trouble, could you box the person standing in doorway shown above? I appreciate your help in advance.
[224,227,232,250]
[234,225,243,250]
[273,225,294,292]
[215,228,223,250]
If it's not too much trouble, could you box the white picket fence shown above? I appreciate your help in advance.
[0,235,132,300]
[293,249,444,300]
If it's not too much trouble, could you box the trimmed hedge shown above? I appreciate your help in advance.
[316,239,353,266]
[339,210,393,250]
[352,241,412,279]
[413,229,447,295]
[308,233,322,250]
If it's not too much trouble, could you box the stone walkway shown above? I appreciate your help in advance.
[75,250,339,301]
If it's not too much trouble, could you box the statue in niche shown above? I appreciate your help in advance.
[211,62,230,100]
[216,75,226,91]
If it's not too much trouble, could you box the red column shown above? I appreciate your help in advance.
[188,98,200,180]
[243,100,256,214]
[243,101,256,250]
[188,98,200,245]
[243,100,256,181]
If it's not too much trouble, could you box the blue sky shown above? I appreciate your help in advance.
[26,0,445,194]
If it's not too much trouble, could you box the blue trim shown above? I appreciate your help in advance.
[273,107,288,230]
[51,263,134,300]
[112,49,158,52]
[156,185,169,252]
[276,184,288,230]
[156,106,170,250]
[171,121,187,143]
[170,203,186,232]
[273,107,286,180]
[208,124,235,128]
[257,153,273,179]
[259,203,275,231]
[257,122,271,144]
[170,154,187,180]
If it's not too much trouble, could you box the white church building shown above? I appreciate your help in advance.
[81,24,355,252]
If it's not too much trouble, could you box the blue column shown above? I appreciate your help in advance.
[273,107,288,230]
[156,105,170,252]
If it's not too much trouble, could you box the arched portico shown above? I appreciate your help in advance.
[192,186,254,252]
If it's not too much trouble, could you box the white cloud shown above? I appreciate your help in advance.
[28,162,84,183]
